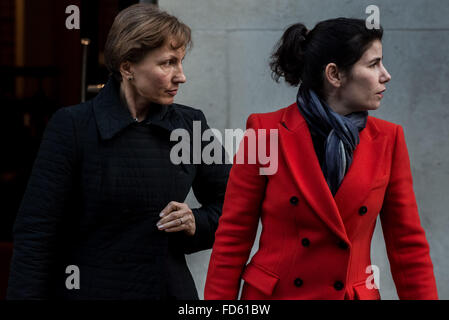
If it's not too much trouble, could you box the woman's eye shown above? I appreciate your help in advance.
[162,60,177,67]
[370,60,381,68]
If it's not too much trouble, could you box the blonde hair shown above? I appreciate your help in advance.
[104,3,192,81]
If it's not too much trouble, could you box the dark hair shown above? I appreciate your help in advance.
[270,18,383,98]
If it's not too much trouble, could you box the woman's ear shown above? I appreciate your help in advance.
[324,63,343,88]
[119,61,134,81]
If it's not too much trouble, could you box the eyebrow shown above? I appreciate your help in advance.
[164,54,185,61]
[368,56,383,64]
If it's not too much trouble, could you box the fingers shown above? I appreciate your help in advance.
[158,201,189,226]
[157,211,191,229]
[160,201,182,217]
[160,221,186,233]
[157,201,196,236]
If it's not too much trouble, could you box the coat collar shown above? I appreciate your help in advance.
[92,78,175,140]
[278,103,385,241]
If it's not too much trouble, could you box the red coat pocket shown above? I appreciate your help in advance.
[242,262,280,296]
[353,281,381,300]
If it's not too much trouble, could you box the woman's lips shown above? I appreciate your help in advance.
[376,89,385,98]
[167,89,178,96]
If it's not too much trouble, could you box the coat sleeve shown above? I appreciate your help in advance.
[204,114,267,300]
[7,108,77,299]
[380,125,438,300]
[179,110,231,254]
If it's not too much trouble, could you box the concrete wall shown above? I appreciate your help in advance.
[159,0,449,299]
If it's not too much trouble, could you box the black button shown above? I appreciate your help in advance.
[338,241,348,250]
[359,206,368,215]
[333,281,344,291]
[290,196,299,205]
[301,238,310,247]
[294,278,303,287]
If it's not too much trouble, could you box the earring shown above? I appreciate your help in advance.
[128,76,133,81]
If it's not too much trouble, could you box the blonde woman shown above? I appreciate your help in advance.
[8,4,229,300]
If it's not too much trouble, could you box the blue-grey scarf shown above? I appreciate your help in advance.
[296,87,368,196]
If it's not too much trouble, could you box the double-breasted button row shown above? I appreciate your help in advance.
[359,206,368,215]
[294,278,344,291]
[301,237,347,249]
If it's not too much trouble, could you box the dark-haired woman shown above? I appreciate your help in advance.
[7,4,230,299]
[205,18,438,300]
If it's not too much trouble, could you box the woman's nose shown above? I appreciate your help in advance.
[175,65,186,83]
[380,64,391,83]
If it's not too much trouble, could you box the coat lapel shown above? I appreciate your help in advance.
[278,104,349,242]
[278,104,387,242]
[334,118,387,239]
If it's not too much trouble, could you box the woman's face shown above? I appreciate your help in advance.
[129,42,186,105]
[338,40,391,113]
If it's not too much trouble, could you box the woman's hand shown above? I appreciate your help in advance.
[157,201,196,236]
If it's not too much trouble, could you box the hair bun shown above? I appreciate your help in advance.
[269,23,309,86]
[292,23,309,43]
[298,26,309,43]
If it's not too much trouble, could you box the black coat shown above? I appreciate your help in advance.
[7,79,230,299]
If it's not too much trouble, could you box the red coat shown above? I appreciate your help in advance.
[205,103,438,300]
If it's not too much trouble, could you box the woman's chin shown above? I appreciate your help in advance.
[361,103,381,112]
[147,97,174,106]
[159,97,175,105]
[369,103,381,111]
